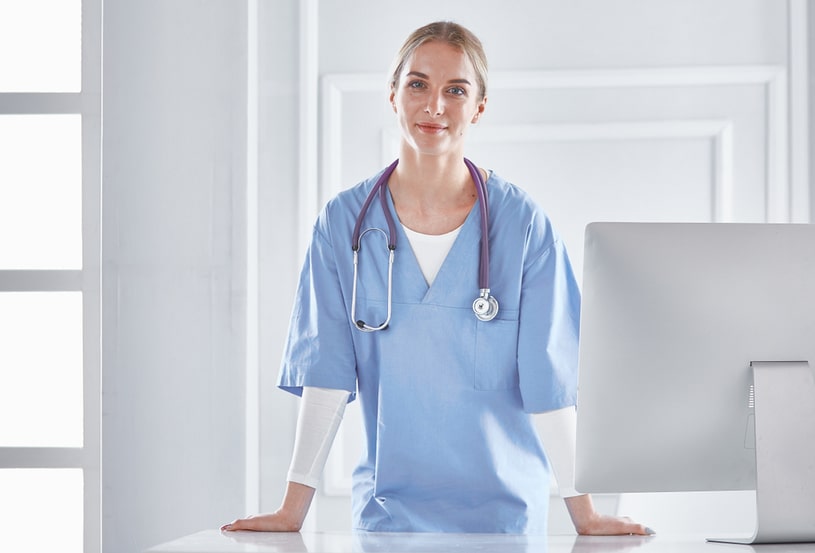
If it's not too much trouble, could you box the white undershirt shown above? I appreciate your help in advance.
[287,386,350,488]
[401,223,462,285]
[287,228,582,497]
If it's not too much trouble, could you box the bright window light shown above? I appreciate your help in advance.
[0,292,83,447]
[0,114,83,269]
[0,469,83,553]
[0,0,82,92]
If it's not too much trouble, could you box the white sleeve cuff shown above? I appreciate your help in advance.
[286,386,351,488]
[533,406,582,498]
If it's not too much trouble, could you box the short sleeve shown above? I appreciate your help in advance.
[277,215,358,400]
[517,238,581,413]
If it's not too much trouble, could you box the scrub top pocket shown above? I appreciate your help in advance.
[474,318,520,390]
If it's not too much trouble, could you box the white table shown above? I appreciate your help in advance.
[146,530,815,553]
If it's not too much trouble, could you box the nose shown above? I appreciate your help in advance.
[425,90,444,116]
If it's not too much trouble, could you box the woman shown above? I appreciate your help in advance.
[223,21,651,535]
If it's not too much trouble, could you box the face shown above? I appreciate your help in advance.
[390,40,487,158]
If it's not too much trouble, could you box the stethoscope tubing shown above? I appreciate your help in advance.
[351,158,497,329]
[463,158,490,291]
[351,228,395,332]
[352,159,399,251]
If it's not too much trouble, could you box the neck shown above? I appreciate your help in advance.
[392,148,473,200]
[388,149,480,235]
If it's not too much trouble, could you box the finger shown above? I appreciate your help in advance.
[220,518,255,532]
[624,522,655,536]
[611,515,654,536]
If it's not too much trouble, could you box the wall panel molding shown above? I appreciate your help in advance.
[475,121,734,223]
[320,66,789,222]
[788,0,811,222]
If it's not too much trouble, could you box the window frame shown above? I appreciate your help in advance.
[0,1,101,551]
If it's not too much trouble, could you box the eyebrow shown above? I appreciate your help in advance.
[406,71,472,86]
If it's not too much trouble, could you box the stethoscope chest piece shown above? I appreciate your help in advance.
[473,289,499,322]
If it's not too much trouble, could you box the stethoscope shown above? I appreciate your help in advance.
[350,158,499,332]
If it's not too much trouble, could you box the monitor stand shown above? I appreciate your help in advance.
[708,361,815,545]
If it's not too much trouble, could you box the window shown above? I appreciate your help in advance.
[0,1,101,552]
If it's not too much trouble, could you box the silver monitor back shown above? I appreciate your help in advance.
[575,222,815,495]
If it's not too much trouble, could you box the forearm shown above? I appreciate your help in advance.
[221,386,348,533]
[287,386,350,487]
[533,406,580,497]
[535,406,592,532]
[535,407,653,536]
[283,386,349,527]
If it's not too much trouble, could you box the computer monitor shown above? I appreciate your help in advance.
[574,222,815,544]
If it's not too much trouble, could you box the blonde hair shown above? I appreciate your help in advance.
[389,21,488,101]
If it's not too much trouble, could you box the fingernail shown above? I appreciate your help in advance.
[645,527,655,535]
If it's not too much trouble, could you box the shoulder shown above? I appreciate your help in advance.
[487,172,539,214]
[486,171,560,252]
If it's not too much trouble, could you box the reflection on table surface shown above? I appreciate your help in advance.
[146,529,815,553]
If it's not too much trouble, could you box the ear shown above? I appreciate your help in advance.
[471,97,487,123]
[389,88,397,113]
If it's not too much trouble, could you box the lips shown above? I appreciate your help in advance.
[416,122,447,133]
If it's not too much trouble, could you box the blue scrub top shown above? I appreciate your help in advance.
[278,166,581,534]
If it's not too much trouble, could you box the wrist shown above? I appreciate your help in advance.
[273,507,306,532]
[279,481,316,530]
[563,493,596,534]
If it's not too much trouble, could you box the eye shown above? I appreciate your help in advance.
[408,80,426,90]
[447,86,466,96]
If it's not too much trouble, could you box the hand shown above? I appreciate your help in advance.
[221,481,315,533]
[564,494,654,536]
[572,511,654,536]
[221,511,302,533]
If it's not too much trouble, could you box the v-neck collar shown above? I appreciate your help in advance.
[384,181,484,304]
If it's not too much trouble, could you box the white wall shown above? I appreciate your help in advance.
[102,2,248,552]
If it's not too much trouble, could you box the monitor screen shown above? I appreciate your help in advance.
[574,222,815,543]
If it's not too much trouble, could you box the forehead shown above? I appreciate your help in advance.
[402,41,475,78]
